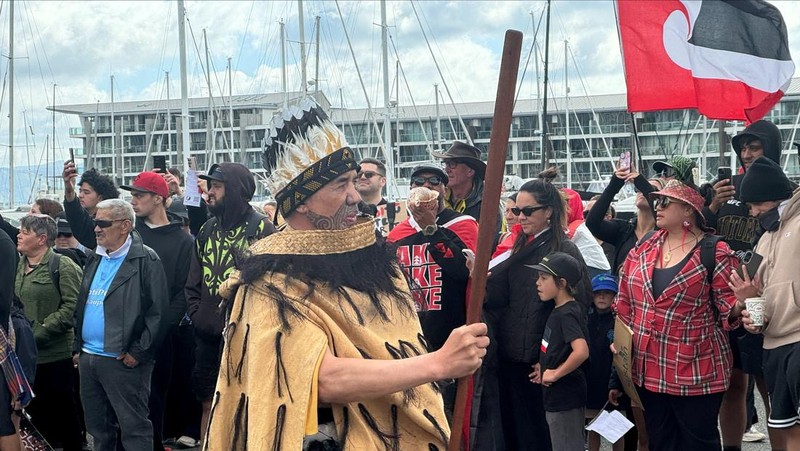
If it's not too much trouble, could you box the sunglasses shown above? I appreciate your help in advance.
[653,196,686,210]
[94,218,128,229]
[358,171,383,179]
[511,205,547,216]
[411,176,443,187]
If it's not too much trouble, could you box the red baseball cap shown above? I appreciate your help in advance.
[121,171,169,198]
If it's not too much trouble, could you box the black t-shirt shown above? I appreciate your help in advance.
[541,300,588,412]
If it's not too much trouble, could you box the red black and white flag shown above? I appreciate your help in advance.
[617,0,795,122]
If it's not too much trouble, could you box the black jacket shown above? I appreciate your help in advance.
[74,232,169,363]
[64,196,98,250]
[483,230,592,364]
[0,229,17,331]
[135,218,194,331]
[585,174,657,274]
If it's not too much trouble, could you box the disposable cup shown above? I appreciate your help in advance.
[745,297,766,327]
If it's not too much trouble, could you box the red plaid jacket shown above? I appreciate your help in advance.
[615,230,740,396]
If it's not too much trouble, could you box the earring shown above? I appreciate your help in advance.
[682,219,690,229]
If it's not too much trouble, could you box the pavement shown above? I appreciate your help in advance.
[599,389,773,450]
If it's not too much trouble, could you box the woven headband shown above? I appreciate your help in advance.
[275,146,358,216]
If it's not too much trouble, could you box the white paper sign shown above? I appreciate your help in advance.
[585,410,634,444]
[184,168,202,207]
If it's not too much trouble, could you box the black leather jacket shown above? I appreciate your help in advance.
[74,232,169,363]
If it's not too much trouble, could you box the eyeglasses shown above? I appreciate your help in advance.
[358,171,383,179]
[653,196,686,210]
[511,205,548,216]
[411,176,443,187]
[94,218,128,229]
[444,160,465,169]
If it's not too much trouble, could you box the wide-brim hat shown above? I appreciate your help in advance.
[432,141,486,180]
[649,179,711,230]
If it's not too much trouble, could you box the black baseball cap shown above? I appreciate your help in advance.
[55,212,73,235]
[199,164,225,183]
[527,252,582,286]
[410,164,449,186]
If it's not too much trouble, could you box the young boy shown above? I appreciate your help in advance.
[530,252,590,451]
[586,273,623,451]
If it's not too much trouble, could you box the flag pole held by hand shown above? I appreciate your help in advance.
[447,29,522,451]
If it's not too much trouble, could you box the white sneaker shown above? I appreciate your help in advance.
[176,436,200,448]
[742,426,767,443]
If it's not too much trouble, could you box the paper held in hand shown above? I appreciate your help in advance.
[184,157,202,207]
[613,317,644,409]
[585,408,634,444]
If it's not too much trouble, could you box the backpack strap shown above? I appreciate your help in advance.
[700,234,722,286]
[636,230,657,247]
[244,209,267,242]
[48,252,62,301]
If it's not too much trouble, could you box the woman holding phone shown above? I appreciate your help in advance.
[585,153,664,275]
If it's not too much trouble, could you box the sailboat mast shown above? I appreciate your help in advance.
[532,12,543,161]
[9,0,14,206]
[298,0,307,96]
[178,0,189,172]
[204,29,214,163]
[565,40,571,187]
[541,0,551,169]
[228,57,235,162]
[166,72,172,157]
[280,21,287,108]
[381,0,394,198]
[314,15,320,97]
[52,84,56,194]
[112,75,120,185]
[435,83,441,151]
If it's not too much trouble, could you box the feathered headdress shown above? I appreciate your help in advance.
[262,99,359,216]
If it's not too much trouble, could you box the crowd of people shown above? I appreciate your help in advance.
[0,110,797,451]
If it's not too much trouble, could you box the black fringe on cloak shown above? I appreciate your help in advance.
[233,238,413,326]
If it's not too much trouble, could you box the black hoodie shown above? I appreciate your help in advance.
[704,120,782,256]
[135,217,194,331]
[185,163,276,340]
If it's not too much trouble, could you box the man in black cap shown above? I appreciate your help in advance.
[387,165,479,415]
[704,119,789,450]
[734,156,799,451]
[434,141,503,233]
[184,162,275,443]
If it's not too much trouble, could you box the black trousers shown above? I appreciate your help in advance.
[27,358,83,451]
[149,331,174,451]
[638,387,724,451]
[163,324,202,441]
[496,360,552,451]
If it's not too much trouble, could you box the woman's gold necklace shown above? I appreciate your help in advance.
[662,236,698,263]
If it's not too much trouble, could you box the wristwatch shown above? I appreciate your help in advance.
[422,224,438,236]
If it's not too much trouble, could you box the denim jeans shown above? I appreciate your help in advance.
[79,353,154,451]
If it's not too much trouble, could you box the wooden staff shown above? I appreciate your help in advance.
[447,29,522,451]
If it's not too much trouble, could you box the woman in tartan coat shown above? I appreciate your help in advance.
[616,179,745,451]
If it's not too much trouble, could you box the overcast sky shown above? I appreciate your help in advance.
[1,0,799,171]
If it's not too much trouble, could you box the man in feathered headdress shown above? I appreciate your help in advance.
[205,100,489,450]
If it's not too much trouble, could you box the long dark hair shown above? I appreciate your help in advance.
[512,166,568,254]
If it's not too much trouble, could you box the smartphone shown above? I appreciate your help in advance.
[718,166,732,182]
[618,151,631,170]
[153,155,167,173]
[735,252,763,280]
[69,148,75,163]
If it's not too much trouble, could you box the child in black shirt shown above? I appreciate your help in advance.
[586,273,624,451]
[530,252,589,451]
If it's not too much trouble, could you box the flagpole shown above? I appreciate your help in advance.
[718,120,726,162]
